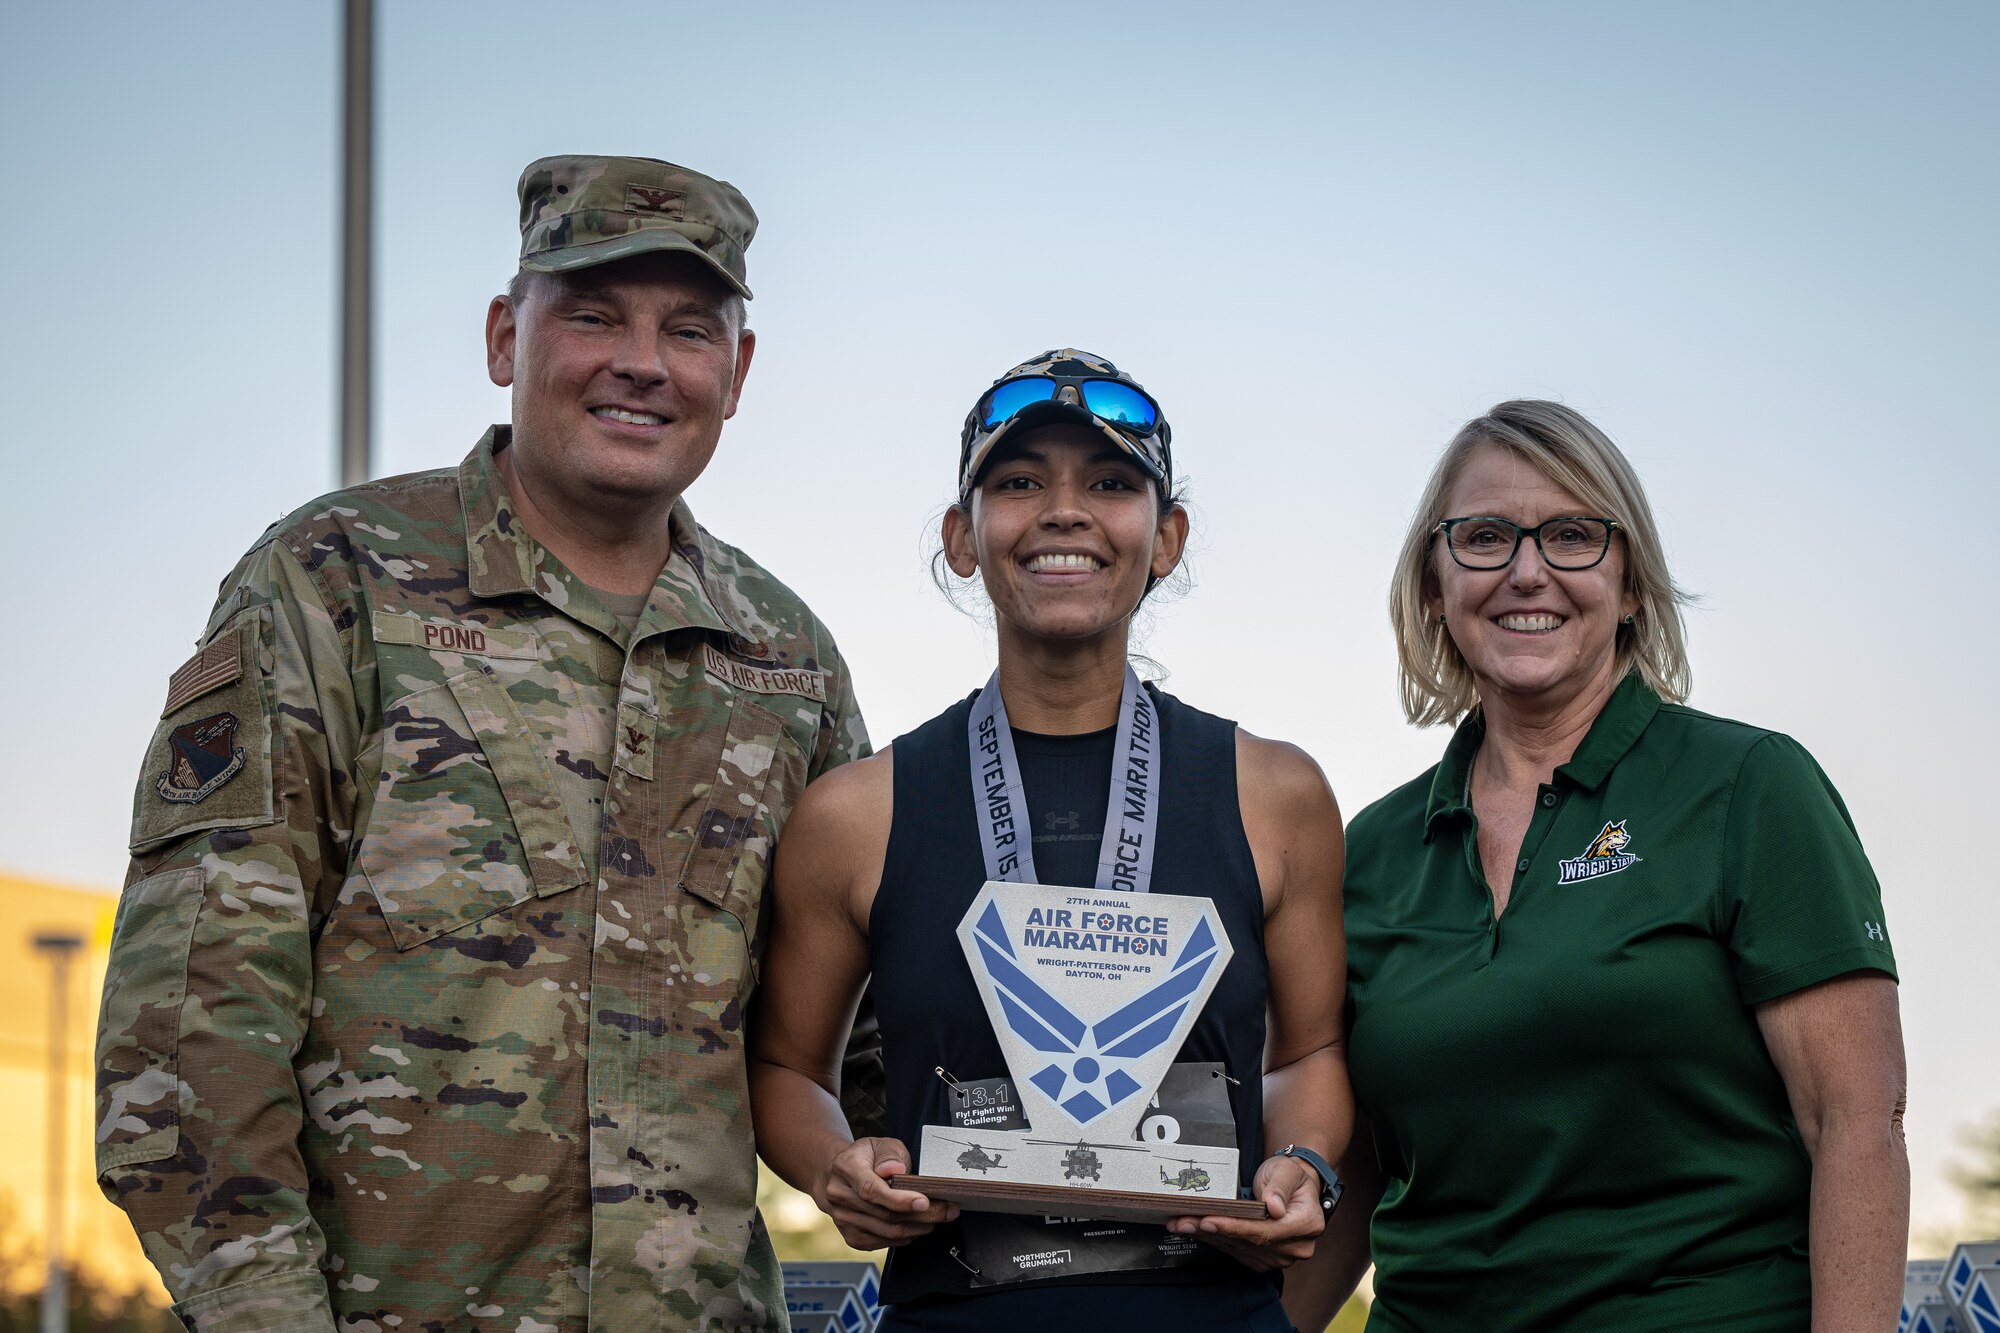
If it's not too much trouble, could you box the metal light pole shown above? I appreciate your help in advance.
[33,932,84,1333]
[339,0,375,487]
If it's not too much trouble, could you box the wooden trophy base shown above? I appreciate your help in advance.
[897,1174,1269,1225]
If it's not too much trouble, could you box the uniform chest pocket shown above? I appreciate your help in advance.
[358,663,586,950]
[673,697,810,974]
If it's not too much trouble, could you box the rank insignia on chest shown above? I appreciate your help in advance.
[156,711,247,804]
[1557,819,1642,884]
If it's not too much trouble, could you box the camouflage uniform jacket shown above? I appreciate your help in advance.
[96,428,869,1333]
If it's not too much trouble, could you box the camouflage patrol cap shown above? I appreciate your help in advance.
[958,349,1172,502]
[517,154,757,298]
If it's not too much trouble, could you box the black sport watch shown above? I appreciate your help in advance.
[1277,1144,1344,1215]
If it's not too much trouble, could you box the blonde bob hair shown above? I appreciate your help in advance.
[1390,400,1693,727]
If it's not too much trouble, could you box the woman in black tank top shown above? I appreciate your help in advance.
[749,351,1351,1333]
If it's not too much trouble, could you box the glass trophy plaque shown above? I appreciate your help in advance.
[898,881,1265,1223]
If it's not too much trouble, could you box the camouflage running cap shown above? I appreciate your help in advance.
[958,349,1173,502]
[517,154,757,299]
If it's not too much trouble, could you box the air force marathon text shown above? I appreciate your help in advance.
[1019,904,1171,957]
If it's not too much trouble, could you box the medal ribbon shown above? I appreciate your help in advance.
[967,665,1161,893]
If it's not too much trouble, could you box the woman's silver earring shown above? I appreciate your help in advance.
[1622,614,1635,625]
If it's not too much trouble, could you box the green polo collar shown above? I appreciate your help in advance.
[1561,672,1662,789]
[457,426,769,650]
[1423,672,1663,840]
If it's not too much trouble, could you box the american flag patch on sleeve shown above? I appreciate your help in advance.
[162,633,243,716]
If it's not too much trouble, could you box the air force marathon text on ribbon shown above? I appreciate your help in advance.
[968,666,1161,893]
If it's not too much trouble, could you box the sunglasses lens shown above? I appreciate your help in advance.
[982,377,1057,428]
[1079,380,1157,432]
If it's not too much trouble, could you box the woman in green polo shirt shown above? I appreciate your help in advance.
[1286,400,1907,1331]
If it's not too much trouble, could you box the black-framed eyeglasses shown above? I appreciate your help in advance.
[1434,515,1620,570]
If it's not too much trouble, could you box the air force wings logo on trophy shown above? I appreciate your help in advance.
[957,880,1232,1142]
[905,881,1258,1220]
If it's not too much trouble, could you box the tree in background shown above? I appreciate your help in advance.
[0,1192,175,1333]
[0,1284,177,1333]
[1944,1109,2000,1239]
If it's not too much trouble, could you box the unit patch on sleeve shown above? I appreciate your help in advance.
[1557,819,1642,884]
[156,712,247,804]
[700,642,829,702]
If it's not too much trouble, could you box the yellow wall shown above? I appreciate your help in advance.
[0,870,168,1304]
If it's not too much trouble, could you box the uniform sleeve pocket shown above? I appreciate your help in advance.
[128,611,276,856]
[95,866,201,1173]
[677,699,808,967]
[357,665,585,951]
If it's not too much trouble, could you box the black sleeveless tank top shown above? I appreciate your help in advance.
[869,685,1276,1319]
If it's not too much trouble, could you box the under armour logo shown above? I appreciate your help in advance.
[1864,921,1884,941]
[1046,811,1080,832]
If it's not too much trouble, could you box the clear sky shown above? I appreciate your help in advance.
[3,0,1994,1237]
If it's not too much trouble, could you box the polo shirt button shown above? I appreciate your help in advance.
[1541,793,1557,807]
[1517,858,1531,872]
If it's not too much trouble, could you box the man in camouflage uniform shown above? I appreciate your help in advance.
[96,155,869,1333]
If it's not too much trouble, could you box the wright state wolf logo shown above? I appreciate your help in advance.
[1557,819,1641,884]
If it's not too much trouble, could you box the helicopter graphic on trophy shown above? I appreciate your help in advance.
[937,1139,1010,1174]
[899,881,1266,1223]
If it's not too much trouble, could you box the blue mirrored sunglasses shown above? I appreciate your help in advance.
[978,376,1161,436]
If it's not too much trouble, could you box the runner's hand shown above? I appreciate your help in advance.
[1166,1154,1325,1271]
[816,1136,960,1250]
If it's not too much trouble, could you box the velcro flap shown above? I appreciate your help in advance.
[130,611,274,855]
